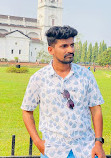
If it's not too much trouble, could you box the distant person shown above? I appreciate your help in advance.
[88,66,90,71]
[21,26,106,158]
[94,66,96,72]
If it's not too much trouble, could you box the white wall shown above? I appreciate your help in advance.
[5,31,30,62]
[0,31,44,62]
[29,40,43,62]
[0,38,6,58]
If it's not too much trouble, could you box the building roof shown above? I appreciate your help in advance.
[0,14,41,29]
[5,30,31,39]
[0,30,42,43]
[0,23,40,29]
[0,14,37,22]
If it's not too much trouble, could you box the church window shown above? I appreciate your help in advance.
[11,50,14,54]
[52,19,55,26]
[19,50,21,54]
[31,52,32,56]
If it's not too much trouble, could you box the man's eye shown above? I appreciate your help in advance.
[61,44,67,48]
[71,43,74,47]
[62,45,67,48]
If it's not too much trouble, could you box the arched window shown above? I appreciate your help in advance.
[28,32,39,38]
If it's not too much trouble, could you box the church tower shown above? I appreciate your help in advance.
[37,0,63,42]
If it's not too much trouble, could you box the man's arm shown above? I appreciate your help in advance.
[90,105,106,158]
[22,110,45,155]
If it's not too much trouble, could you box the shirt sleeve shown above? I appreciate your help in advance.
[21,74,40,111]
[87,71,104,107]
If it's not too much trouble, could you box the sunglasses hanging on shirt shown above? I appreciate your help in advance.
[62,89,74,109]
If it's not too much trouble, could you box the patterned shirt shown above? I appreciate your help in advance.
[21,63,104,158]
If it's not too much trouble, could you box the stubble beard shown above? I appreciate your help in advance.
[57,53,74,64]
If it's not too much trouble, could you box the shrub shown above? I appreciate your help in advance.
[6,66,29,73]
[14,57,19,62]
[40,59,45,63]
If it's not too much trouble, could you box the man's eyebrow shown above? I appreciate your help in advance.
[60,43,68,46]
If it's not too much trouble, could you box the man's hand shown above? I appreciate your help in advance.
[92,142,106,158]
[22,110,45,155]
[36,139,45,155]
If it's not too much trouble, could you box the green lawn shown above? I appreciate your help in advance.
[0,66,111,156]
[93,70,111,155]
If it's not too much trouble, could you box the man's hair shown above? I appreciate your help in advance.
[45,25,78,46]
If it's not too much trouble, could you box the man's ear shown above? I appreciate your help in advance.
[48,46,54,55]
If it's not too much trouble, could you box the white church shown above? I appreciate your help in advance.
[0,0,63,62]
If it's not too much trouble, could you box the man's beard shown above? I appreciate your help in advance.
[57,53,74,64]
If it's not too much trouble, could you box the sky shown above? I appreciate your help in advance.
[0,0,111,47]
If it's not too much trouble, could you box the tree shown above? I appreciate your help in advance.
[74,41,82,63]
[99,42,102,55]
[14,57,19,62]
[101,40,107,52]
[80,41,87,63]
[86,43,92,63]
[94,42,99,62]
[98,48,111,66]
[73,43,78,63]
[78,41,82,62]
[36,50,52,63]
[91,42,98,64]
[99,41,107,55]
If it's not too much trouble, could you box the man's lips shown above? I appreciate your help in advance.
[64,53,74,58]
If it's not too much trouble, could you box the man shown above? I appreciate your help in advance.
[21,26,106,158]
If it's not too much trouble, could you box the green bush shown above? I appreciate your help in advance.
[40,59,45,63]
[6,66,29,73]
[14,57,19,62]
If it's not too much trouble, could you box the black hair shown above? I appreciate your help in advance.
[45,25,78,46]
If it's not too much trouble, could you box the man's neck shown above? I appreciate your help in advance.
[52,60,71,78]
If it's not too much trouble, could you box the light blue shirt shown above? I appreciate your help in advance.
[21,63,104,158]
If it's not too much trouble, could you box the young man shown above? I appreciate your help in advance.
[21,26,106,158]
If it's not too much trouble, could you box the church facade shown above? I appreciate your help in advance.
[0,0,62,62]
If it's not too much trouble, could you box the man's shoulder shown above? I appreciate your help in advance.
[36,64,51,74]
[30,64,51,79]
[72,63,93,78]
[72,63,88,72]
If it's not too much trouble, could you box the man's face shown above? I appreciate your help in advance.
[48,37,75,64]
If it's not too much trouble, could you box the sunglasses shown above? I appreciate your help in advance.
[62,89,74,109]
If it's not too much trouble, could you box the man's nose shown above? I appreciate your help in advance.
[67,46,75,53]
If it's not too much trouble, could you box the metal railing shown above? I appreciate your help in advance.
[0,135,111,158]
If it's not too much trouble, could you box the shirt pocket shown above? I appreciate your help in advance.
[70,81,88,103]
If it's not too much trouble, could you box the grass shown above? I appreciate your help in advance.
[0,66,111,156]
[0,67,41,156]
[93,70,111,155]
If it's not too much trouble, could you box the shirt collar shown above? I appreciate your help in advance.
[48,60,79,77]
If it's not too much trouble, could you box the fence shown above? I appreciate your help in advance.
[0,135,40,158]
[0,135,111,158]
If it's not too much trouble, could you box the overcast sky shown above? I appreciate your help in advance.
[0,0,111,46]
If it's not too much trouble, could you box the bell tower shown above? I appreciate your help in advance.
[37,0,63,42]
